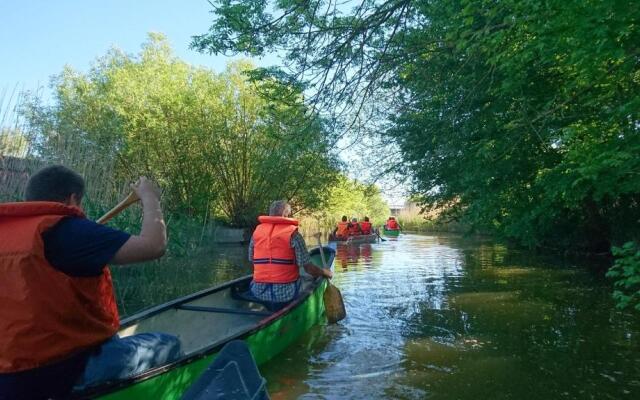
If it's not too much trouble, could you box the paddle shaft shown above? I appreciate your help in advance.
[97,192,140,224]
[316,236,328,269]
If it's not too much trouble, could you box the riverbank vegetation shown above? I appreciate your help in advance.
[395,202,466,233]
[0,34,391,313]
[1,34,390,235]
[194,0,640,309]
[17,34,340,227]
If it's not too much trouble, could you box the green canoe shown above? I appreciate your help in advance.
[72,246,336,400]
[382,227,400,237]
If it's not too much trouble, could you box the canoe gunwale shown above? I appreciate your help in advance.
[73,246,335,399]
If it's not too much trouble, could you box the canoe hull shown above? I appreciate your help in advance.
[382,228,400,237]
[97,280,327,400]
[75,248,334,400]
[328,233,378,244]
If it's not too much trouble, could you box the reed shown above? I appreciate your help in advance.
[396,202,466,233]
[1,88,231,316]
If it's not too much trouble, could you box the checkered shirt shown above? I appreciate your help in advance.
[248,231,310,302]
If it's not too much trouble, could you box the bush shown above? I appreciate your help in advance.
[607,242,640,311]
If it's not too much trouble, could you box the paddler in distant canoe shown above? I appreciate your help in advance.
[0,165,181,399]
[332,215,350,239]
[359,216,373,235]
[385,216,401,230]
[248,200,333,311]
[347,217,362,236]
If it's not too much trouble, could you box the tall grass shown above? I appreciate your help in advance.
[396,201,467,233]
[1,88,238,316]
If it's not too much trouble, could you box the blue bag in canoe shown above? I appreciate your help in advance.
[181,340,269,400]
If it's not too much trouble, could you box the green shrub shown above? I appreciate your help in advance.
[607,242,640,311]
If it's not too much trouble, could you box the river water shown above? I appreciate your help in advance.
[259,233,640,399]
[113,232,640,399]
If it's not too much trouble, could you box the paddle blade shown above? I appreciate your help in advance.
[324,283,346,324]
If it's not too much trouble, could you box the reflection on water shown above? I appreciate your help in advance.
[261,234,640,399]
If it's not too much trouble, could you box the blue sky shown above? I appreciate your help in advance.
[0,0,272,93]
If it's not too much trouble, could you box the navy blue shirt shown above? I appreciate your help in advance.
[43,217,131,276]
[0,217,130,399]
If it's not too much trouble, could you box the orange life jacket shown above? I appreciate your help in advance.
[252,215,299,284]
[348,222,361,235]
[336,221,349,237]
[0,202,120,373]
[359,221,372,235]
[386,219,399,229]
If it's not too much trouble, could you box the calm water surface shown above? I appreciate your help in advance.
[114,233,640,399]
[262,234,640,399]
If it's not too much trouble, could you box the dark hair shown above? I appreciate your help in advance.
[25,165,85,202]
[364,216,370,222]
[341,215,348,222]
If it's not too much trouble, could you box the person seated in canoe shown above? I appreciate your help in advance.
[385,216,401,230]
[0,165,182,399]
[332,215,350,239]
[359,216,372,235]
[249,200,333,310]
[348,217,362,236]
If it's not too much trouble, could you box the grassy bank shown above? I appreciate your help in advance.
[396,202,467,233]
[111,244,251,317]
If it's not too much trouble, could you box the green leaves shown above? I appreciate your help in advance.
[607,242,640,311]
[20,33,339,227]
[192,0,640,309]
[324,175,390,225]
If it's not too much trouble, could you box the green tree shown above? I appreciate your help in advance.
[194,0,640,251]
[21,33,339,226]
[318,175,389,225]
[196,0,640,309]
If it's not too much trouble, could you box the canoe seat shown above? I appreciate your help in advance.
[230,281,295,312]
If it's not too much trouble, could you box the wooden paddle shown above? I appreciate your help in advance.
[375,228,387,242]
[96,191,140,224]
[317,236,346,324]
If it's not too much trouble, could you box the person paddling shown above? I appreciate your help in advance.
[385,216,400,230]
[348,217,362,236]
[332,215,350,239]
[359,216,372,235]
[248,200,332,311]
[0,165,181,399]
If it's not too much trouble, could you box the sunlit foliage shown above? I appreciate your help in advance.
[20,34,339,226]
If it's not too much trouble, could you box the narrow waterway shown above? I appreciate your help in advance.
[112,232,640,399]
[259,233,640,399]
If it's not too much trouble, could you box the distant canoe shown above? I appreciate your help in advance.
[72,247,336,400]
[328,233,378,244]
[382,227,400,237]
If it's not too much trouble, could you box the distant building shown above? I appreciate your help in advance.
[389,202,404,216]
